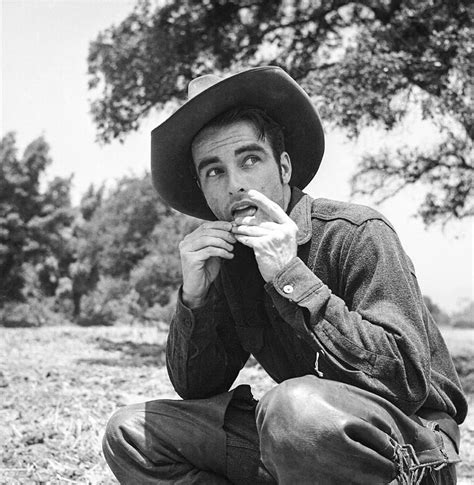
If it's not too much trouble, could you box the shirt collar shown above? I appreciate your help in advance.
[286,186,313,245]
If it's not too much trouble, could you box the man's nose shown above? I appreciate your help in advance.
[227,170,246,195]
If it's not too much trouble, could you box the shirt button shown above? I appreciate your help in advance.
[283,284,294,294]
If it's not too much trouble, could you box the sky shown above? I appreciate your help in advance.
[1,0,473,313]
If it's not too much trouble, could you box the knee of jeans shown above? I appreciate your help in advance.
[103,404,143,455]
[256,377,343,458]
[257,376,327,423]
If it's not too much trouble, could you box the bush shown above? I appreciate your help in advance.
[77,277,139,326]
[0,302,43,327]
[451,302,474,329]
[130,252,181,307]
[423,295,451,326]
[452,318,474,329]
[78,298,121,326]
[0,299,69,327]
[129,214,198,308]
[452,353,474,394]
[142,291,178,326]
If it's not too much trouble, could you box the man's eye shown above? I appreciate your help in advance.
[206,167,222,178]
[243,156,259,166]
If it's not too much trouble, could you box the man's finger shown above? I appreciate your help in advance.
[231,225,267,237]
[185,236,235,252]
[248,189,288,223]
[197,246,234,260]
[201,221,233,231]
[194,227,237,244]
[232,215,258,226]
[233,216,276,228]
[234,234,256,248]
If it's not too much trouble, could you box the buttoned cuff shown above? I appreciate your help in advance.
[265,257,331,335]
[175,286,216,337]
[271,257,324,302]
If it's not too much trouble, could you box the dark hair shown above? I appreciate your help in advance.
[191,106,286,181]
[205,106,285,162]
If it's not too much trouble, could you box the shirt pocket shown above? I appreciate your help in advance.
[317,322,378,376]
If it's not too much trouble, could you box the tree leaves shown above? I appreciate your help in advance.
[87,0,473,224]
[0,133,75,303]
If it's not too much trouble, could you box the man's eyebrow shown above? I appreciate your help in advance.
[234,144,266,156]
[196,157,220,175]
[196,144,266,175]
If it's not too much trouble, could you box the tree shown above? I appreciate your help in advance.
[72,173,190,317]
[88,0,473,225]
[79,183,105,221]
[0,133,75,304]
[130,212,199,307]
[79,174,174,279]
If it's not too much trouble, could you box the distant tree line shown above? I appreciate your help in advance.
[423,296,473,329]
[1,132,472,328]
[0,132,198,327]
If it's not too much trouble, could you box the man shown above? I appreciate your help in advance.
[103,67,467,484]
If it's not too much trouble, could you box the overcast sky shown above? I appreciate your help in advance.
[2,0,472,313]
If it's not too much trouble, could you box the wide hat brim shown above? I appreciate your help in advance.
[151,66,325,220]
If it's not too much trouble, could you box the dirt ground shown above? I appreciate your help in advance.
[0,325,472,484]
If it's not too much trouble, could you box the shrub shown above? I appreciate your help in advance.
[0,298,68,327]
[77,277,139,326]
[129,214,198,308]
[142,291,178,326]
[130,252,181,307]
[451,302,474,329]
[0,302,43,328]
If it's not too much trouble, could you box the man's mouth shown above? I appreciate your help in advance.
[231,203,258,220]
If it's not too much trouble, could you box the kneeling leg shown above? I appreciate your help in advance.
[103,395,231,484]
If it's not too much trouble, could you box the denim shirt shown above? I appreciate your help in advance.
[166,187,467,426]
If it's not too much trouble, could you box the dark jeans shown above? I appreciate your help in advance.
[103,376,460,484]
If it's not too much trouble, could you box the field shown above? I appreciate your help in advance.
[0,325,473,484]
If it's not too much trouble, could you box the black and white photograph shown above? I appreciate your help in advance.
[1,1,473,483]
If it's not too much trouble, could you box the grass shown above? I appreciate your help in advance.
[0,324,472,484]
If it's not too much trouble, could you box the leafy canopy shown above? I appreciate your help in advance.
[88,0,473,225]
[0,133,74,303]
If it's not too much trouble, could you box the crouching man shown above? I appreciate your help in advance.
[103,67,467,484]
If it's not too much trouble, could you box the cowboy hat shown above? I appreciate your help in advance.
[151,66,324,220]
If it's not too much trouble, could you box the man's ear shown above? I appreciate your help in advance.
[280,152,292,184]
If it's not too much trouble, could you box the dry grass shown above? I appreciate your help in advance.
[0,326,172,484]
[0,325,472,484]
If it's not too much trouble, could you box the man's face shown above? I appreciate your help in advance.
[191,121,292,221]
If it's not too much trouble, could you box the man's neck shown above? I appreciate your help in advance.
[283,184,292,213]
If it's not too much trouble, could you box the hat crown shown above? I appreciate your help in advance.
[187,74,222,99]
